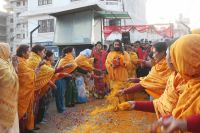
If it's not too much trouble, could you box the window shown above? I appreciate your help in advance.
[109,19,121,26]
[38,19,54,33]
[10,28,14,32]
[38,0,52,6]
[16,34,21,39]
[16,12,21,17]
[22,34,25,39]
[16,23,21,28]
[16,2,20,6]
[10,18,13,23]
[22,1,26,6]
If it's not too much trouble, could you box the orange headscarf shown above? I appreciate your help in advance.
[191,28,200,34]
[171,34,200,119]
[58,53,77,74]
[0,43,19,128]
[140,57,172,98]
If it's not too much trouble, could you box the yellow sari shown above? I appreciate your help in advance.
[17,57,35,130]
[171,34,200,119]
[0,43,19,128]
[140,58,172,98]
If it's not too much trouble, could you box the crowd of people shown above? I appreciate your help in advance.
[0,29,200,133]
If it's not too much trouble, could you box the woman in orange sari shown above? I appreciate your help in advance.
[16,45,45,133]
[27,45,72,124]
[117,42,172,99]
[149,34,200,133]
[0,43,19,133]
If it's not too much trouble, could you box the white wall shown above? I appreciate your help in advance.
[28,15,55,43]
[28,0,70,11]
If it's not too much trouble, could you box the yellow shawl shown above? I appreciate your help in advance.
[105,51,130,82]
[140,58,172,98]
[0,43,19,128]
[127,51,138,78]
[75,54,94,72]
[171,34,200,119]
[27,52,55,90]
[58,53,77,74]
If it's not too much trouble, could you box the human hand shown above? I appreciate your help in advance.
[115,89,125,96]
[150,116,187,133]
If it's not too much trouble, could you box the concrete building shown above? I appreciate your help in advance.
[5,0,28,52]
[0,11,7,43]
[20,0,147,44]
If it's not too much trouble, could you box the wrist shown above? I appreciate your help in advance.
[128,101,135,109]
[177,119,187,132]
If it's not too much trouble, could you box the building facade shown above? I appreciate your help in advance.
[0,11,7,43]
[7,0,147,51]
[5,0,28,52]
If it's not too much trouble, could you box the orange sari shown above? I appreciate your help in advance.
[17,57,35,130]
[140,58,172,98]
[58,53,77,74]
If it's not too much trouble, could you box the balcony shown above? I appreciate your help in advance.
[4,4,13,10]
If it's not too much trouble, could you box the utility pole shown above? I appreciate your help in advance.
[30,25,40,48]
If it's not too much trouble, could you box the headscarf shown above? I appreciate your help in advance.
[80,49,92,58]
[191,28,200,34]
[0,43,10,61]
[171,34,200,119]
[0,43,19,128]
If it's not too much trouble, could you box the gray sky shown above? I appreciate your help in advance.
[0,0,200,28]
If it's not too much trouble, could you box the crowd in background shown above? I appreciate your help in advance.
[0,31,200,133]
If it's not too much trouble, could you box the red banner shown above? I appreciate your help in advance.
[103,24,173,39]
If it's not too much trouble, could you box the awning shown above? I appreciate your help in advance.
[50,2,103,17]
[95,11,131,19]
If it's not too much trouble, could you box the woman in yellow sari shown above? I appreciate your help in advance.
[0,43,19,133]
[117,42,172,99]
[150,34,200,133]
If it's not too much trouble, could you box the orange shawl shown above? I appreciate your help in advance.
[105,51,130,82]
[75,55,94,72]
[191,28,200,34]
[153,72,186,119]
[171,34,200,119]
[58,53,77,74]
[127,51,138,78]
[27,52,55,91]
[0,43,19,128]
[140,58,172,98]
[17,57,35,119]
